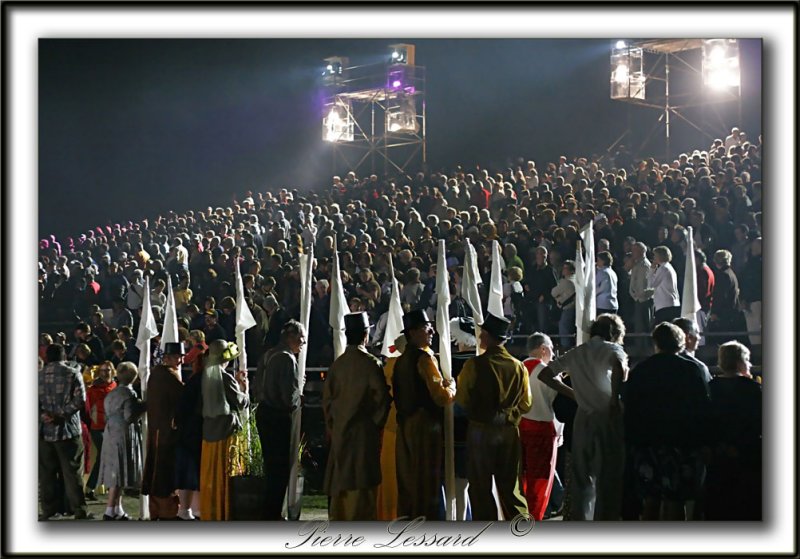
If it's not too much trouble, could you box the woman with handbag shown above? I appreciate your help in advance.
[199,340,249,520]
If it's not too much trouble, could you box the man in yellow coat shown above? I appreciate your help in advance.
[455,313,531,521]
[323,312,391,520]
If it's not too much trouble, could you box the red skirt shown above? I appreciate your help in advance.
[519,418,557,521]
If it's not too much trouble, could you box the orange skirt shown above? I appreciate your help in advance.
[200,437,234,521]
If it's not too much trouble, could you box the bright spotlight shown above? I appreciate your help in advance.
[702,39,740,92]
[322,101,354,142]
[392,51,400,59]
[613,64,629,84]
[610,45,644,100]
[392,80,402,88]
[616,40,627,49]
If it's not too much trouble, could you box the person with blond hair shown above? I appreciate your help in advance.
[705,341,761,520]
[85,361,118,501]
[647,246,681,324]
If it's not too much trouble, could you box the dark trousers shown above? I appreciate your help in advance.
[654,305,681,325]
[633,300,654,354]
[257,405,293,520]
[87,429,104,489]
[39,436,87,518]
[596,308,617,316]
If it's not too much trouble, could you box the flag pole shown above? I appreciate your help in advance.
[436,240,456,520]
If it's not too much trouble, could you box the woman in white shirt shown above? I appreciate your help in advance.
[647,246,681,324]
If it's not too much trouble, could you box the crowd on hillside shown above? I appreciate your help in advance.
[38,127,762,368]
[38,128,763,522]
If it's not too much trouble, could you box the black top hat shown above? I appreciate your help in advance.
[403,309,433,332]
[480,313,511,341]
[163,342,185,356]
[344,312,370,333]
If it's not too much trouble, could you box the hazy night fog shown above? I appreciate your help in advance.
[38,39,761,238]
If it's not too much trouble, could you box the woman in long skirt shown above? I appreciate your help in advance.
[199,340,249,520]
[96,362,146,520]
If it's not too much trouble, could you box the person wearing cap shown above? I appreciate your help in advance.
[254,319,306,520]
[142,341,185,520]
[202,309,227,344]
[323,312,391,520]
[538,314,629,521]
[455,312,531,521]
[393,309,456,520]
[199,340,249,521]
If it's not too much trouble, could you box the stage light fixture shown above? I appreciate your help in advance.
[616,40,627,49]
[322,56,348,87]
[702,39,740,91]
[322,100,354,142]
[610,44,645,100]
[388,43,415,66]
[386,95,418,134]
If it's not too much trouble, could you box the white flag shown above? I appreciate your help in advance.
[580,221,597,322]
[381,254,405,358]
[135,276,159,391]
[159,276,179,349]
[574,240,586,346]
[577,221,597,344]
[488,240,504,319]
[462,239,485,356]
[287,246,314,519]
[681,225,702,321]
[235,259,257,372]
[134,276,158,521]
[329,237,348,360]
[436,240,456,521]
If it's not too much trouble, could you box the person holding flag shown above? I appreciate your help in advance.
[376,253,405,520]
[140,342,184,520]
[454,313,530,521]
[323,312,391,520]
[253,319,306,520]
[393,309,456,520]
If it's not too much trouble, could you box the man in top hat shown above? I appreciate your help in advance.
[142,342,185,520]
[323,312,391,520]
[393,309,456,520]
[455,312,531,521]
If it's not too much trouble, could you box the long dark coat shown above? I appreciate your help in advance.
[141,365,184,497]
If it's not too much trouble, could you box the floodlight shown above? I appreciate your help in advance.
[386,95,418,134]
[322,56,348,87]
[702,39,740,91]
[323,100,354,142]
[388,43,415,66]
[610,45,645,100]
[616,40,627,49]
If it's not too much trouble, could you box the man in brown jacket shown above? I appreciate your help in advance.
[142,342,185,520]
[455,313,531,520]
[323,312,391,520]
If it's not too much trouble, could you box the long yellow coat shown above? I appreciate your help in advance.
[376,357,399,520]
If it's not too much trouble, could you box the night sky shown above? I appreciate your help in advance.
[38,39,761,238]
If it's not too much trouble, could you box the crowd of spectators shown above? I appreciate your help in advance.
[38,128,762,369]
